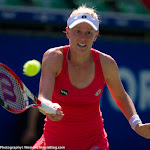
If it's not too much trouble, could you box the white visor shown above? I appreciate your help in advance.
[67,14,99,31]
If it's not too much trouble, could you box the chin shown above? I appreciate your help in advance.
[70,44,91,54]
[77,46,88,53]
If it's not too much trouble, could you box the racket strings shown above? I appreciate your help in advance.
[0,66,25,110]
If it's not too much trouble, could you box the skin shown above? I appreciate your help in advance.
[38,21,150,139]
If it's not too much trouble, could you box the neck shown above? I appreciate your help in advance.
[67,48,92,69]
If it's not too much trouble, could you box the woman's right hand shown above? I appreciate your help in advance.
[39,102,64,121]
[46,106,64,121]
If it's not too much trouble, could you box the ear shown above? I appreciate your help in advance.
[66,27,69,39]
[94,31,99,42]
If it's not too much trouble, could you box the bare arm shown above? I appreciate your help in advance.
[100,53,150,139]
[101,54,137,120]
[38,47,64,121]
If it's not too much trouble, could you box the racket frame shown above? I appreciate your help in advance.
[0,63,56,114]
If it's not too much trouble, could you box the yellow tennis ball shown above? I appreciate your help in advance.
[23,59,41,77]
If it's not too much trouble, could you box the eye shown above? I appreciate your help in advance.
[75,30,81,34]
[86,31,91,35]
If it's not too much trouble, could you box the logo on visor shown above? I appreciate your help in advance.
[81,15,87,18]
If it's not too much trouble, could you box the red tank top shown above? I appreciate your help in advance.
[43,45,107,142]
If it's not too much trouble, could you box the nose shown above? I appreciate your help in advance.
[80,33,87,42]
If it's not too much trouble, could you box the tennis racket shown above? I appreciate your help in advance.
[0,63,56,114]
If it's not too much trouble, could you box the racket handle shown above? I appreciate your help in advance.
[40,101,56,115]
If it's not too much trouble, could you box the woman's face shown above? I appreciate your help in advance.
[66,22,99,54]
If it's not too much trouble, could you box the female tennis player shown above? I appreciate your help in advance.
[32,5,150,150]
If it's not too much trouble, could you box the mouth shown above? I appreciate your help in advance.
[77,43,87,47]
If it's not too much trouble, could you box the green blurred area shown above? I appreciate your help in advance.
[0,0,149,14]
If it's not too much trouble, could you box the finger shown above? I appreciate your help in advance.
[48,113,56,117]
[53,105,62,111]
[50,115,63,121]
[56,108,61,115]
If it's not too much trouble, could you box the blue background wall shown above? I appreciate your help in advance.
[0,32,150,149]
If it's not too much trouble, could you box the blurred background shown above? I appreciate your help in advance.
[0,0,150,150]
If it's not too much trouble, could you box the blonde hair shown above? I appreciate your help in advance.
[70,5,99,21]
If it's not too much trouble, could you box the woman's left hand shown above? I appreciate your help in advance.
[135,123,150,139]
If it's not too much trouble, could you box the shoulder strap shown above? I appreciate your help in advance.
[55,45,69,79]
[63,45,69,59]
[91,48,105,81]
[62,45,69,73]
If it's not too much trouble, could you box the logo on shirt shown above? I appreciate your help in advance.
[95,89,102,96]
[60,90,68,95]
[90,146,100,150]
